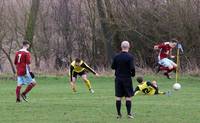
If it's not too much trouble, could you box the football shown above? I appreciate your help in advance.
[173,83,181,90]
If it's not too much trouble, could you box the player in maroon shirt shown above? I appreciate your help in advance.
[154,41,177,79]
[14,41,36,102]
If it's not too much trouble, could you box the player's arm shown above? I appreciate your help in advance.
[81,62,97,75]
[69,65,74,81]
[111,57,116,69]
[134,86,140,96]
[169,49,175,58]
[26,52,31,64]
[146,81,159,94]
[14,52,19,65]
[130,55,135,77]
[154,43,164,50]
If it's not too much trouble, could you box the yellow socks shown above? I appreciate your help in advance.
[158,91,165,95]
[84,79,92,90]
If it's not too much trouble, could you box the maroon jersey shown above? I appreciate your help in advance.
[14,49,31,76]
[156,42,172,60]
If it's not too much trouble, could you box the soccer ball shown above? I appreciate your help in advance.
[173,83,181,90]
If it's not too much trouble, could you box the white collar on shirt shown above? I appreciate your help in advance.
[19,48,29,53]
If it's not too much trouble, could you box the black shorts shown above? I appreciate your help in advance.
[115,77,134,97]
[72,70,87,78]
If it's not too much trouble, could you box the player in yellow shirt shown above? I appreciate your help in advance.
[134,76,166,96]
[69,58,99,93]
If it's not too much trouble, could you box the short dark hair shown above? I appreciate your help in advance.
[75,58,81,63]
[136,76,143,83]
[23,41,30,46]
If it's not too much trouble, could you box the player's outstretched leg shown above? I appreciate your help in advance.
[70,81,77,92]
[82,75,94,93]
[158,91,166,95]
[164,91,172,96]
[163,60,177,79]
[84,79,94,93]
[164,66,176,79]
[16,85,22,102]
[21,82,36,102]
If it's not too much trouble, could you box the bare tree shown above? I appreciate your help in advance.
[0,0,199,73]
[96,0,114,66]
[24,0,40,68]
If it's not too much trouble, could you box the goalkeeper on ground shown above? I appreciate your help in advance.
[134,76,166,96]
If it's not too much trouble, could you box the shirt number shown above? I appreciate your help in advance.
[18,54,22,63]
[143,88,150,94]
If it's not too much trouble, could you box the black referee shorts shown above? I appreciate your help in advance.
[115,77,134,97]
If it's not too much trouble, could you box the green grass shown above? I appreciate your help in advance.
[0,74,199,123]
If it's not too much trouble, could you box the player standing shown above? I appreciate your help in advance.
[154,41,177,79]
[69,58,99,93]
[14,41,36,102]
[111,41,135,119]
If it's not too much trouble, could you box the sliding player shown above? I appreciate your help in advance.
[69,58,99,93]
[134,76,165,96]
[14,41,36,102]
[154,41,177,79]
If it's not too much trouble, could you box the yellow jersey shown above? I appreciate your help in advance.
[135,81,157,95]
[70,60,85,73]
[69,60,96,81]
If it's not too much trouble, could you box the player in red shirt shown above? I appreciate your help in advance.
[14,41,36,102]
[154,41,177,79]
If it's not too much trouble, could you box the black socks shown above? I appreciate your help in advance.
[116,100,121,115]
[126,100,132,115]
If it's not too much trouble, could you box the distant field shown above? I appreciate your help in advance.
[0,74,199,123]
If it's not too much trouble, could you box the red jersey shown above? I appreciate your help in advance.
[14,49,31,76]
[156,42,172,60]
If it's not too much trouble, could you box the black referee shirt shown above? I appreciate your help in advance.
[111,51,135,78]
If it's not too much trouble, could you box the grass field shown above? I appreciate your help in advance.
[0,74,199,123]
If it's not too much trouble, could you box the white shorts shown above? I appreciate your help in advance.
[17,67,36,85]
[158,58,176,68]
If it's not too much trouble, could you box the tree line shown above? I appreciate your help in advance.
[0,0,199,74]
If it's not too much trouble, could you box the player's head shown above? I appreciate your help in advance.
[152,80,158,87]
[169,39,177,48]
[75,58,81,66]
[23,41,30,49]
[136,76,143,83]
[121,41,130,51]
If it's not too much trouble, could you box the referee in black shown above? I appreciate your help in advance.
[111,41,135,119]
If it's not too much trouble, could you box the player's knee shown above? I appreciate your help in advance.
[116,97,122,101]
[125,97,132,101]
[70,81,75,85]
[173,64,177,68]
[17,84,22,87]
[168,66,173,70]
[31,82,36,86]
[83,78,88,82]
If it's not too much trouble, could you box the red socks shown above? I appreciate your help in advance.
[167,67,176,73]
[160,66,176,73]
[16,86,22,100]
[22,83,36,95]
[160,66,170,71]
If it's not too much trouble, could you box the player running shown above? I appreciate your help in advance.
[14,41,36,102]
[69,58,99,93]
[134,76,166,96]
[154,40,177,79]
